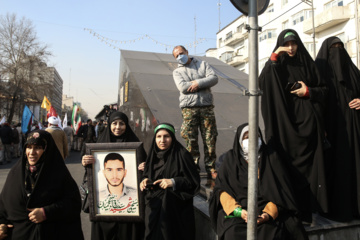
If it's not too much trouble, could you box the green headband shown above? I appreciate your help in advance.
[154,124,175,134]
[284,32,295,39]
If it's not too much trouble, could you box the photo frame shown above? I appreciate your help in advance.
[85,142,146,222]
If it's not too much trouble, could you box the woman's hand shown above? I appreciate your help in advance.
[153,179,173,189]
[138,162,145,171]
[241,209,248,222]
[290,81,307,97]
[274,46,290,56]
[82,155,95,166]
[28,208,46,224]
[140,178,149,191]
[257,212,270,225]
[0,224,13,240]
[349,98,360,110]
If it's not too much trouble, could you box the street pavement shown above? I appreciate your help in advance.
[0,150,92,240]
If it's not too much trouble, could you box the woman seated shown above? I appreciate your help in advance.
[140,123,200,240]
[82,111,146,240]
[0,130,84,240]
[209,123,308,240]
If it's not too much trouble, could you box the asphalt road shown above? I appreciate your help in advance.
[0,150,92,240]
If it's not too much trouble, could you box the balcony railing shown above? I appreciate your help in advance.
[303,5,351,34]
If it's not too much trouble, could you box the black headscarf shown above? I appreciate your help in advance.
[259,29,328,215]
[97,111,139,143]
[315,37,360,221]
[142,123,200,240]
[209,124,308,240]
[143,123,199,200]
[91,112,146,240]
[0,130,83,239]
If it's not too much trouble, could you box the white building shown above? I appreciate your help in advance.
[208,0,360,74]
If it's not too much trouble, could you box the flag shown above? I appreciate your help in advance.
[41,96,51,111]
[21,105,33,134]
[0,116,5,125]
[63,113,68,129]
[47,106,58,119]
[71,104,82,134]
[57,115,63,129]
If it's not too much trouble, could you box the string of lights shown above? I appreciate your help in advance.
[84,28,210,51]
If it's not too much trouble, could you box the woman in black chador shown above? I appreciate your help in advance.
[0,130,84,240]
[209,123,308,240]
[82,111,147,240]
[140,123,200,240]
[259,29,328,221]
[315,37,360,221]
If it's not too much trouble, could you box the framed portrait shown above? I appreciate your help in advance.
[85,142,146,222]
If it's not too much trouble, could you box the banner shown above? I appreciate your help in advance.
[63,113,68,129]
[57,115,63,129]
[21,105,33,134]
[71,104,82,134]
[41,96,51,111]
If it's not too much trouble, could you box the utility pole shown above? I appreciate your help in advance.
[218,0,222,31]
[355,0,359,67]
[194,15,197,55]
[303,0,316,59]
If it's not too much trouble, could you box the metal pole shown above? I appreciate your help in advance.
[247,0,259,239]
[355,0,359,68]
[311,0,316,59]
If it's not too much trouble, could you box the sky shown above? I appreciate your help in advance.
[1,0,241,119]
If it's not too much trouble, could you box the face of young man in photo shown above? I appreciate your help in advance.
[103,159,127,187]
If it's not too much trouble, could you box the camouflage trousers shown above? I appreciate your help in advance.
[181,106,218,174]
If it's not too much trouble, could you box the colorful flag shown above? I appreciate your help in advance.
[63,113,68,129]
[47,106,58,119]
[0,116,5,125]
[41,96,51,111]
[21,105,33,134]
[71,104,82,134]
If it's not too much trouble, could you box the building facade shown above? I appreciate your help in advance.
[46,67,63,115]
[208,0,360,73]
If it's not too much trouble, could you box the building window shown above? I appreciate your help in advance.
[237,24,244,33]
[292,10,313,26]
[282,20,289,30]
[259,58,268,72]
[267,4,274,13]
[281,0,288,7]
[220,51,233,62]
[259,29,277,42]
[218,38,223,48]
[304,42,315,54]
[324,0,343,10]
[226,31,233,40]
[236,46,245,56]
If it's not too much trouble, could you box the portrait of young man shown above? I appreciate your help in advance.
[97,152,138,215]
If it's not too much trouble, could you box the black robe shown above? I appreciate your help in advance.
[315,37,360,221]
[259,29,328,219]
[209,124,308,240]
[91,112,147,240]
[0,130,84,240]
[142,132,200,240]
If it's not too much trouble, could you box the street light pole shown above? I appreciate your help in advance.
[247,0,260,239]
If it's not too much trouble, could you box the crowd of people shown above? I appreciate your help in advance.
[0,29,359,239]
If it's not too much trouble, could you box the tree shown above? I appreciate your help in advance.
[0,13,51,123]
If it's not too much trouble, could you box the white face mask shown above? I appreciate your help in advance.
[241,138,262,153]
